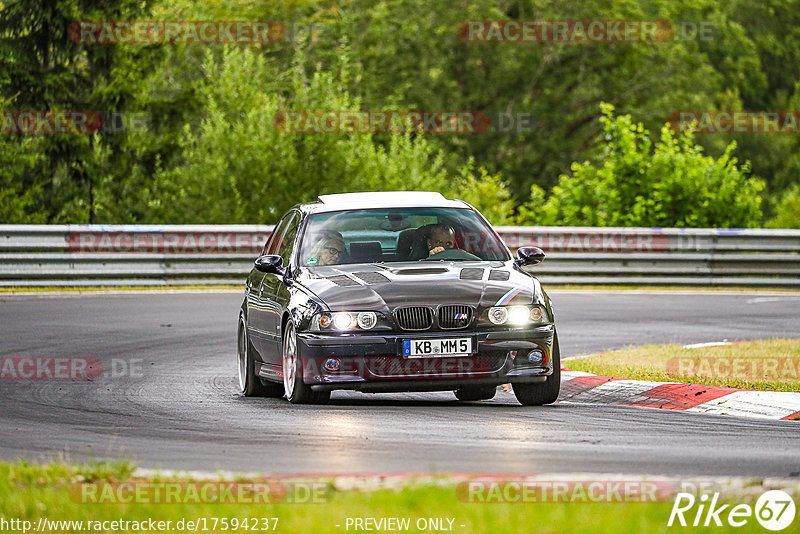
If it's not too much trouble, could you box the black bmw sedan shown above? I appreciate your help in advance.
[238,191,559,405]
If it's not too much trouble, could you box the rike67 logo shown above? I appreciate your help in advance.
[668,490,796,531]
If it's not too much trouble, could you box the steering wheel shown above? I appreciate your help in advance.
[421,248,481,261]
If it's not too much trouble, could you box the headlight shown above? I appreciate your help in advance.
[487,305,548,326]
[508,305,530,325]
[313,311,381,331]
[332,312,356,330]
[488,306,508,325]
[356,311,377,330]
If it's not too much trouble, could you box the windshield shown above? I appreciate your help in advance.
[298,207,510,266]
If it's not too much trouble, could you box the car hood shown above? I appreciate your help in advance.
[296,261,543,313]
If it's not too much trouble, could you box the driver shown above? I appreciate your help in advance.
[427,224,455,256]
[307,232,346,266]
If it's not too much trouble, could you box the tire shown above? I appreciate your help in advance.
[454,385,497,401]
[512,330,561,406]
[238,316,284,397]
[282,321,330,405]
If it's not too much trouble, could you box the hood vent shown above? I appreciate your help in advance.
[393,268,449,275]
[353,272,390,284]
[488,270,510,281]
[459,268,484,280]
[325,274,361,287]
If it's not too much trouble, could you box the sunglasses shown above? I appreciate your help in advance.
[325,247,345,256]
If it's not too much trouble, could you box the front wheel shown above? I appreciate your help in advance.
[238,316,284,397]
[282,322,330,405]
[512,330,561,406]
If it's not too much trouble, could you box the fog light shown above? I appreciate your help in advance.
[527,349,545,365]
[323,358,340,373]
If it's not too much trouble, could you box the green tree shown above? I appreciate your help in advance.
[312,0,740,200]
[0,131,46,223]
[145,47,454,223]
[0,0,159,223]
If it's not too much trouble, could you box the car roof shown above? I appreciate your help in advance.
[298,191,469,214]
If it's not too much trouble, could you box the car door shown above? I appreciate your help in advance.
[247,212,293,363]
[258,210,301,370]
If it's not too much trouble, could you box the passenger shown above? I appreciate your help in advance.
[307,233,346,266]
[427,224,455,256]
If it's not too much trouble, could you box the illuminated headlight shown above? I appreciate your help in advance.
[315,311,380,331]
[488,306,509,325]
[488,305,548,326]
[508,305,530,325]
[332,312,356,330]
[356,311,377,330]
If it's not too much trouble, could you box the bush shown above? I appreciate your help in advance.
[451,160,516,225]
[766,185,800,228]
[518,104,764,228]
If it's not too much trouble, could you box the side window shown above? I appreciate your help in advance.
[263,213,293,255]
[277,214,300,265]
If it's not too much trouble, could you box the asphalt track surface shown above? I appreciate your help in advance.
[1,290,799,477]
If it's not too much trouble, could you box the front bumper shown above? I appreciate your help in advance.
[296,325,555,393]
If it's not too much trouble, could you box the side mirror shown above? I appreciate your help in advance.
[254,255,284,274]
[515,246,545,266]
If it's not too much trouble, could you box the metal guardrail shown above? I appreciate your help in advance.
[0,225,798,287]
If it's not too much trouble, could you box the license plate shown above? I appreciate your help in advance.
[403,338,472,358]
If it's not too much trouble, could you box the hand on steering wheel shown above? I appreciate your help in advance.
[422,248,482,261]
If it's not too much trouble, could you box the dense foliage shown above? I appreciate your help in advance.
[518,105,764,227]
[0,0,798,227]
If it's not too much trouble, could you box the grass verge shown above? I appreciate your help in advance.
[0,461,793,534]
[567,338,800,392]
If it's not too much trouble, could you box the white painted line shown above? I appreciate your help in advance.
[561,370,597,379]
[686,391,800,420]
[682,341,734,349]
[746,296,800,304]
